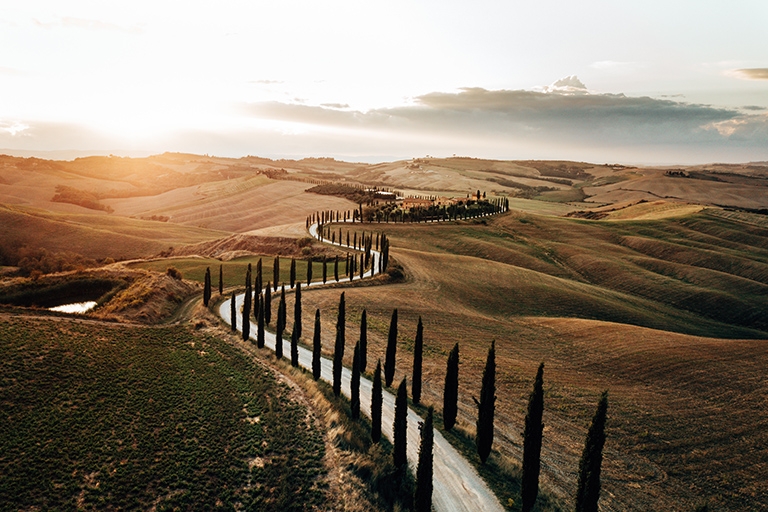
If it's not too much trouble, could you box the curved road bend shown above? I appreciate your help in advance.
[218,221,505,512]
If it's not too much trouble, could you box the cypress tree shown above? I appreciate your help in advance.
[476,340,496,463]
[443,343,459,431]
[242,268,252,341]
[521,363,545,512]
[351,341,361,419]
[203,267,211,306]
[575,391,609,512]
[230,291,237,332]
[218,264,223,295]
[307,258,313,285]
[290,258,296,289]
[322,258,327,283]
[294,282,302,339]
[273,256,279,290]
[412,316,424,405]
[334,256,339,282]
[264,283,272,324]
[333,292,345,396]
[359,309,368,373]
[291,329,299,367]
[393,378,408,468]
[312,309,322,380]
[371,360,383,442]
[275,286,286,359]
[242,287,251,341]
[384,308,398,387]
[256,258,262,294]
[257,295,265,349]
[414,406,434,512]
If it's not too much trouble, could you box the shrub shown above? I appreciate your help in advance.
[166,267,182,280]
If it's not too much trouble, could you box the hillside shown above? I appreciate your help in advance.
[3,152,768,511]
[296,210,768,511]
[0,317,329,510]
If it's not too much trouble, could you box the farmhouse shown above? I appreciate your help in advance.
[401,197,434,209]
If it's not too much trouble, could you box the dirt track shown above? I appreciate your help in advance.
[218,221,506,512]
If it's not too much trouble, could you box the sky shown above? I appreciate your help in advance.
[1,0,767,164]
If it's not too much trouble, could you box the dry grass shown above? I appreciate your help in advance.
[295,211,768,511]
[0,203,227,261]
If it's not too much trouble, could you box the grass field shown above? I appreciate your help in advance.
[0,316,327,511]
[128,255,349,288]
[292,211,768,511]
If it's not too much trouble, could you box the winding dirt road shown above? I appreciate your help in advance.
[218,220,506,512]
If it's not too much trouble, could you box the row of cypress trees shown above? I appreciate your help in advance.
[206,229,606,510]
[307,196,509,227]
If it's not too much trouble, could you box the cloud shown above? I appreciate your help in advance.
[321,103,350,109]
[250,80,284,85]
[726,68,768,81]
[237,83,768,162]
[0,121,30,136]
[703,114,768,139]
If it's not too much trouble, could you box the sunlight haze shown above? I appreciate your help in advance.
[1,0,767,163]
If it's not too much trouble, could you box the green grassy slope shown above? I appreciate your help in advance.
[0,317,326,511]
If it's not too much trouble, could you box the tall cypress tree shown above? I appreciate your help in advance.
[230,291,236,332]
[257,295,265,349]
[312,309,322,380]
[290,329,299,367]
[393,378,408,468]
[273,256,279,290]
[476,340,496,463]
[256,258,262,295]
[275,286,286,360]
[359,309,368,373]
[322,258,327,283]
[307,258,313,285]
[443,343,460,431]
[521,363,545,512]
[218,264,223,295]
[384,308,398,387]
[351,341,361,419]
[290,258,296,289]
[293,282,302,339]
[203,267,211,306]
[412,316,424,405]
[242,287,251,341]
[414,406,434,512]
[242,269,251,341]
[264,283,272,324]
[333,292,345,396]
[575,391,609,512]
[371,360,383,443]
[334,256,339,282]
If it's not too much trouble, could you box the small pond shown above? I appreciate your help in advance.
[49,301,98,314]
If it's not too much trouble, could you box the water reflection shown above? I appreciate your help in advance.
[49,301,97,314]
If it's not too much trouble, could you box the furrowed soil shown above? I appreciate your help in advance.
[294,210,768,511]
[0,315,330,511]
